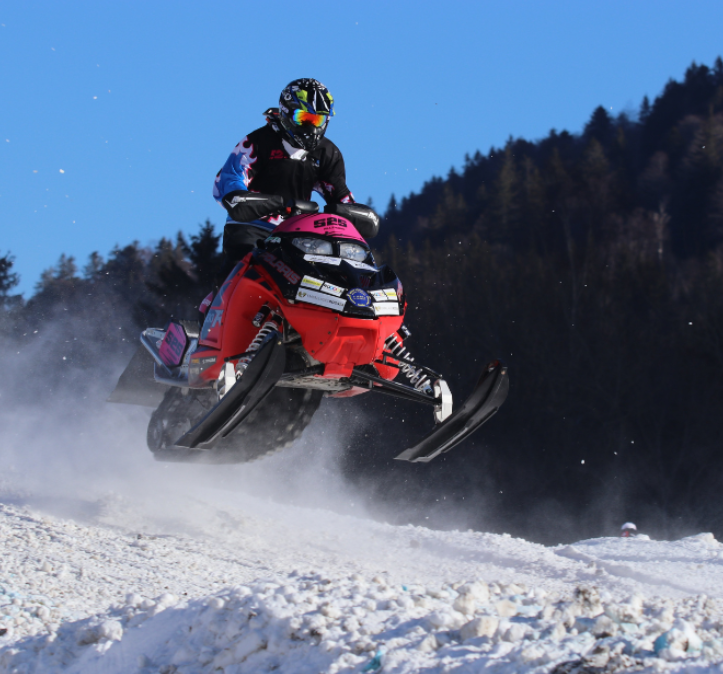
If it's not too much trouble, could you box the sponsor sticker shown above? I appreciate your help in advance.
[189,355,217,383]
[347,288,372,307]
[304,254,342,265]
[321,282,344,297]
[296,288,347,312]
[300,275,324,290]
[370,290,387,302]
[265,236,281,244]
[383,288,398,300]
[190,355,217,369]
[345,260,377,272]
[313,216,347,229]
[374,302,400,316]
[260,251,301,284]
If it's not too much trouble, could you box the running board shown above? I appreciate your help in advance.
[394,361,509,463]
[174,332,285,450]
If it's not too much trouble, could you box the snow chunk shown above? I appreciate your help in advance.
[453,581,490,615]
[495,599,518,617]
[460,615,499,640]
[654,619,703,659]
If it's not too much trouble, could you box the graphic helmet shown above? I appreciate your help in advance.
[278,79,335,151]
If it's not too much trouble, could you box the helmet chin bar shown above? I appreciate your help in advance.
[286,124,325,152]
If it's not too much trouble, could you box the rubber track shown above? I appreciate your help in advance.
[149,386,323,464]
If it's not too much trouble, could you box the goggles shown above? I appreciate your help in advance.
[292,110,328,128]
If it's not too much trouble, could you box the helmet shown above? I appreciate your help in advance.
[620,522,637,537]
[278,79,335,151]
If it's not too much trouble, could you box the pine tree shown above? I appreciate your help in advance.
[581,138,613,224]
[186,220,222,290]
[0,252,19,304]
[490,142,521,245]
[584,106,614,147]
[640,95,651,124]
[83,251,104,280]
[520,156,546,250]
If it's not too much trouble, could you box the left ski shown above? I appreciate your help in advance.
[174,332,285,450]
[395,360,509,463]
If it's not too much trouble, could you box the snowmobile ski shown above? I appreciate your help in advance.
[174,331,286,450]
[394,360,509,463]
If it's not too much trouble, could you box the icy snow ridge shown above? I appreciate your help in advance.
[5,569,723,673]
[2,500,723,672]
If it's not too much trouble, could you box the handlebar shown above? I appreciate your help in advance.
[285,200,319,216]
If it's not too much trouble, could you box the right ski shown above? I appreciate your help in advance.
[395,361,509,463]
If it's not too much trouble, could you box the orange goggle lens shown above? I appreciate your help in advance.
[292,110,327,127]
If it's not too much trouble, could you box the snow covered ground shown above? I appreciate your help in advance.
[2,401,723,672]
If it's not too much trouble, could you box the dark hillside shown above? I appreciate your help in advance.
[360,59,723,541]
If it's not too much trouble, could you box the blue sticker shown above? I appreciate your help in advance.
[347,288,371,307]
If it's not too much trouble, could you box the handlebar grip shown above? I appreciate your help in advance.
[286,200,319,215]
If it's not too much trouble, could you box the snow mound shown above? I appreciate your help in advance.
[3,503,723,673]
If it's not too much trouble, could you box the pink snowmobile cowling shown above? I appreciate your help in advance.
[274,213,367,243]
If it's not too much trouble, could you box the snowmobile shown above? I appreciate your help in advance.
[109,202,509,464]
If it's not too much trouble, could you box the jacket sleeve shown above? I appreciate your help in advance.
[213,136,285,221]
[313,143,354,205]
[213,136,257,206]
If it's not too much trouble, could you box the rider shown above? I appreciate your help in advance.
[213,78,371,271]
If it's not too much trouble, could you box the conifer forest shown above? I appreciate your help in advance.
[4,59,723,544]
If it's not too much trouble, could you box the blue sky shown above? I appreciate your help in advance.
[2,1,723,296]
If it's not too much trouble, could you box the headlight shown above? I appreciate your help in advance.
[292,237,333,255]
[339,242,368,262]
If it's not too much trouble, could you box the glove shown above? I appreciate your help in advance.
[324,203,381,239]
[223,191,284,222]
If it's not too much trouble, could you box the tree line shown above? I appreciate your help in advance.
[3,59,723,543]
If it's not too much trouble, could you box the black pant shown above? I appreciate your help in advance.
[218,222,275,283]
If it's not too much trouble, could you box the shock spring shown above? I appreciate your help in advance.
[236,316,282,376]
[384,333,431,392]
